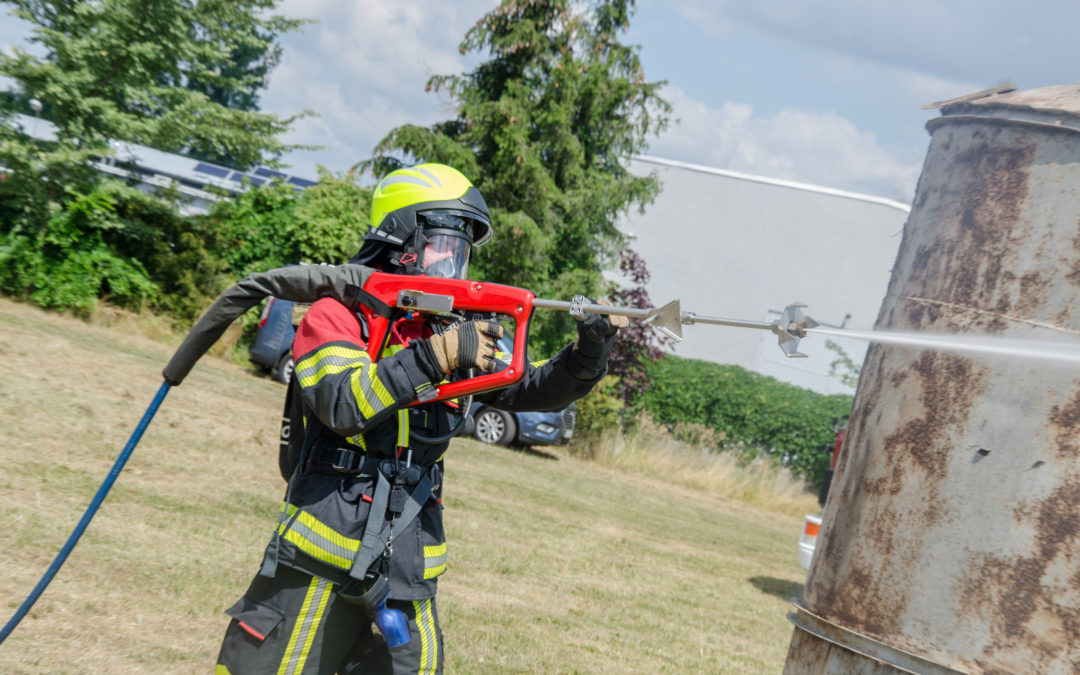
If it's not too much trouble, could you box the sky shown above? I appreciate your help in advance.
[2,0,1078,204]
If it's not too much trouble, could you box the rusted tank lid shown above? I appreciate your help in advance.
[927,83,1080,134]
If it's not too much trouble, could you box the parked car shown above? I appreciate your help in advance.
[461,335,576,447]
[464,401,576,447]
[251,297,297,384]
[799,513,822,571]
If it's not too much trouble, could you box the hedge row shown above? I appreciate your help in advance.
[634,354,853,482]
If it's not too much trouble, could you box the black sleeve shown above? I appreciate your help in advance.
[476,343,605,412]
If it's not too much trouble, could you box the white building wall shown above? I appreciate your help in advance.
[620,155,911,394]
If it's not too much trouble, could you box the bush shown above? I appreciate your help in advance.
[206,172,371,278]
[0,186,158,315]
[571,375,625,439]
[634,355,852,483]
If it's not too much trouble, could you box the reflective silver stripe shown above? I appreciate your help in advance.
[425,551,447,569]
[379,174,434,188]
[416,599,438,674]
[282,577,332,675]
[353,364,392,416]
[296,352,366,383]
[397,409,409,447]
[414,165,443,187]
[423,543,447,579]
[282,518,358,569]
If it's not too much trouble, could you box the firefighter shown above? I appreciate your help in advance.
[216,163,625,675]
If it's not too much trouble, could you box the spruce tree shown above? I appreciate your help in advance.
[367,0,670,354]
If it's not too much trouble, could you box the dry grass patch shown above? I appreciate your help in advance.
[577,416,820,519]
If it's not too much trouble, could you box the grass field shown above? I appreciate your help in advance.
[0,297,811,673]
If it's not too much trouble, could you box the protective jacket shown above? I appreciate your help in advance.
[264,296,604,600]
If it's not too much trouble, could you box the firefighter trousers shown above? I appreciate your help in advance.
[216,565,443,675]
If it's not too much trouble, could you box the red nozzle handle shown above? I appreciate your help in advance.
[360,272,534,405]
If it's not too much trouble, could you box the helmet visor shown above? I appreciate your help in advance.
[421,232,470,279]
[417,209,490,246]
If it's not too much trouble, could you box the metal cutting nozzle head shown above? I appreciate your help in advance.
[776,304,819,358]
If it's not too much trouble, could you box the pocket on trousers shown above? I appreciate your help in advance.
[225,596,285,643]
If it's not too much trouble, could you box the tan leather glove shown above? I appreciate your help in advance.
[426,320,505,373]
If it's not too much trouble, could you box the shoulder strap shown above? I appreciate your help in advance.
[342,283,395,319]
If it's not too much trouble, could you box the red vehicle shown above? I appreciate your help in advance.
[799,416,847,571]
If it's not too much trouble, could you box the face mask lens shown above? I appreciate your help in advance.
[421,233,470,279]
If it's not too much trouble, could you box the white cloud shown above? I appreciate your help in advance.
[262,0,498,176]
[650,86,923,201]
[667,0,1080,89]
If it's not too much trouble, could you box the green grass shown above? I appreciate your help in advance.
[0,297,808,673]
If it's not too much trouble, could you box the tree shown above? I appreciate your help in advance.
[0,0,311,314]
[176,16,292,114]
[206,169,370,280]
[365,0,670,355]
[609,247,673,403]
[0,0,311,170]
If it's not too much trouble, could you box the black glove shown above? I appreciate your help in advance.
[573,299,628,360]
[565,299,627,381]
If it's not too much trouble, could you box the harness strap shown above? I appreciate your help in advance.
[349,469,392,580]
[348,409,426,580]
[342,284,395,319]
[348,468,436,581]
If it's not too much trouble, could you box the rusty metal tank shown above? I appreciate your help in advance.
[784,84,1080,673]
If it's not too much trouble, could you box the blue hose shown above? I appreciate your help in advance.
[0,380,172,646]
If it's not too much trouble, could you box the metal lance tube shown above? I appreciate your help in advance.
[785,84,1080,674]
[679,313,775,332]
[531,297,655,319]
[531,297,819,356]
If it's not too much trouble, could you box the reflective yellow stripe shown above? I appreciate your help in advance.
[423,542,447,579]
[295,579,332,671]
[298,361,353,388]
[297,343,395,419]
[348,369,376,418]
[277,503,362,570]
[278,577,332,675]
[349,364,394,418]
[296,345,369,387]
[215,666,231,675]
[280,528,352,570]
[299,343,368,365]
[292,510,361,553]
[422,564,446,578]
[397,409,410,448]
[346,433,367,450]
[415,599,437,674]
[368,365,396,407]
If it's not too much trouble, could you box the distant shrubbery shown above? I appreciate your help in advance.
[0,176,371,324]
[629,354,853,483]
